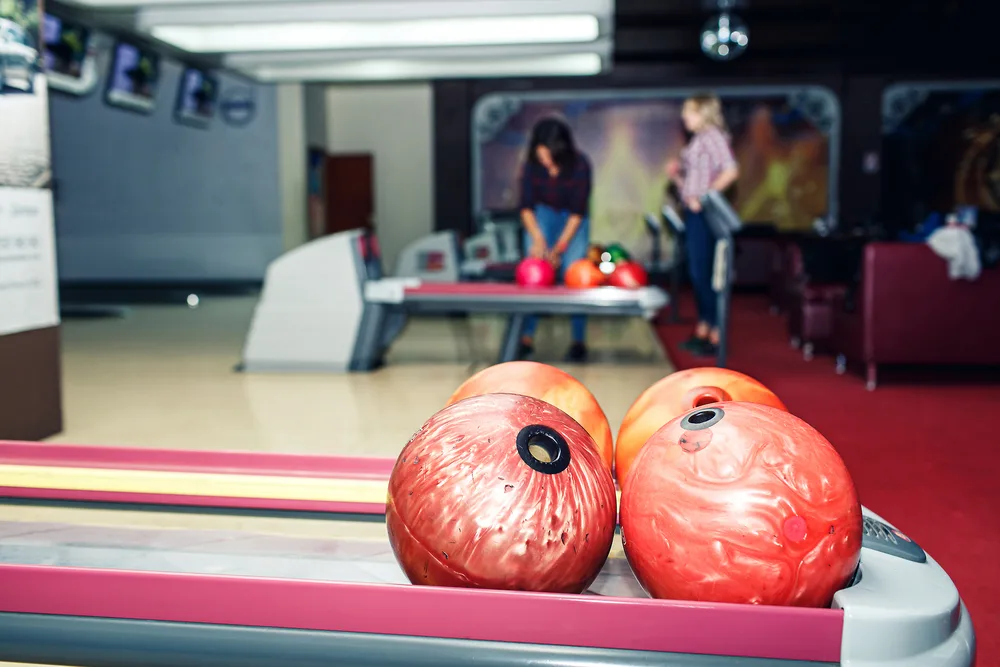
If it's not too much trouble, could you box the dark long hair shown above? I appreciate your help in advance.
[527,117,578,172]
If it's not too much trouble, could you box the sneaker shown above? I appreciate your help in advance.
[564,342,588,363]
[680,335,707,351]
[692,339,719,357]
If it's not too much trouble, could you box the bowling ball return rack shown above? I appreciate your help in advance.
[0,440,976,667]
[238,227,669,374]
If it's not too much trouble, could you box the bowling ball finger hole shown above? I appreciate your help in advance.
[516,425,572,474]
[680,407,725,431]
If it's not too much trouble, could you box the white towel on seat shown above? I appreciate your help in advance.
[927,226,982,280]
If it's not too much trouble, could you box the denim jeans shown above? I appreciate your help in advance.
[684,208,718,327]
[522,204,590,343]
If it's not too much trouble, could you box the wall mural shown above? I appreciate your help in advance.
[471,87,839,260]
[882,82,1000,226]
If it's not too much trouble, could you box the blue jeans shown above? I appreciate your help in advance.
[522,205,590,343]
[684,208,718,327]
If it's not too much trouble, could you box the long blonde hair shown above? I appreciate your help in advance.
[684,93,727,132]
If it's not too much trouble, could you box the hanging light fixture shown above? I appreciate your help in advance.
[700,0,749,61]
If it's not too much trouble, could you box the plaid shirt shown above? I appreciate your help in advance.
[518,154,592,217]
[680,126,737,202]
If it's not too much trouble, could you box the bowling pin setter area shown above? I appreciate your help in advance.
[0,359,976,666]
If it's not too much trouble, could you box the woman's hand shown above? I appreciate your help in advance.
[665,158,681,178]
[529,235,549,258]
[547,249,563,269]
[686,196,703,213]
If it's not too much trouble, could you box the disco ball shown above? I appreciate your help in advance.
[700,12,749,61]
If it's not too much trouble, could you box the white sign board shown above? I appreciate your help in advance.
[0,187,60,336]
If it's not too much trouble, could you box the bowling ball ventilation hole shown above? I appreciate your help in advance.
[516,425,571,474]
[680,407,725,430]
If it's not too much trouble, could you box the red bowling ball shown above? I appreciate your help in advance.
[515,257,556,287]
[386,393,617,594]
[620,402,862,607]
[607,260,649,288]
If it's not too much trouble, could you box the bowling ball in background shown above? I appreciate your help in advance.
[565,259,606,288]
[614,367,786,487]
[607,261,649,289]
[386,394,617,594]
[603,243,631,264]
[515,257,556,288]
[587,244,605,265]
[620,402,862,607]
[447,361,614,471]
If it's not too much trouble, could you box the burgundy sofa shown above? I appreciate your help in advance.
[832,242,1000,390]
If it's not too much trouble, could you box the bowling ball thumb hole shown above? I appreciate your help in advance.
[516,425,572,474]
[679,406,725,430]
[683,386,733,409]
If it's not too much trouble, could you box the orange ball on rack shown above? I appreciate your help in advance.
[615,367,786,487]
[447,361,613,471]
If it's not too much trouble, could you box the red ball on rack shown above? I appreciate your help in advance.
[386,393,617,594]
[619,402,863,607]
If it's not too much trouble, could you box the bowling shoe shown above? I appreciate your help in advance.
[564,342,588,363]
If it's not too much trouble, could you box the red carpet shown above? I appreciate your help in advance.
[654,293,996,663]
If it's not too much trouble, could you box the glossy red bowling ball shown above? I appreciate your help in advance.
[620,402,862,607]
[607,260,648,288]
[386,393,617,594]
[515,257,556,287]
[615,367,786,487]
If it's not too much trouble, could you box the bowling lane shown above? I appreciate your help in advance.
[50,296,672,457]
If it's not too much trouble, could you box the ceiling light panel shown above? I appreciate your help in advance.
[134,0,613,19]
[224,39,612,66]
[238,53,606,82]
[148,15,602,53]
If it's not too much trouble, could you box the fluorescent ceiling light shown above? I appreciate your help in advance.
[239,53,605,82]
[149,15,601,53]
[224,39,613,67]
[80,0,612,12]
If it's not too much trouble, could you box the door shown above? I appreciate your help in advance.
[323,153,374,236]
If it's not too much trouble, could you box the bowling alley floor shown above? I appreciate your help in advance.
[48,295,672,455]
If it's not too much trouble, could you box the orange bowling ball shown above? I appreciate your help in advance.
[620,402,863,607]
[447,361,613,471]
[564,259,606,288]
[614,367,786,487]
[387,393,617,593]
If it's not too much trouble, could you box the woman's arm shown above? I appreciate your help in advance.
[554,215,582,255]
[711,164,740,192]
[554,158,591,255]
[706,130,740,192]
[519,164,548,256]
[521,208,547,257]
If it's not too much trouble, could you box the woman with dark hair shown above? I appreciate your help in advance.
[517,117,593,362]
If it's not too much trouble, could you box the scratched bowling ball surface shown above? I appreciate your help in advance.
[447,361,613,471]
[615,367,786,487]
[386,393,617,594]
[620,402,863,607]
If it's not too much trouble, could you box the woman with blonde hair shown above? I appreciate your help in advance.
[666,93,740,357]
